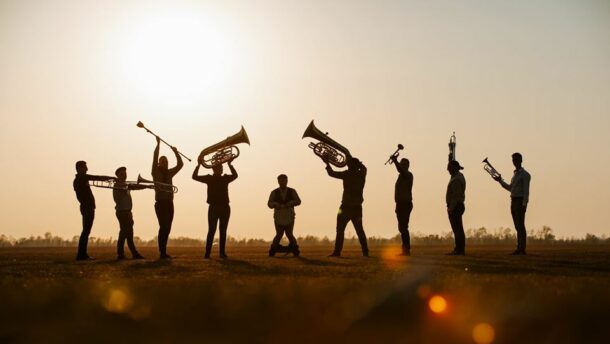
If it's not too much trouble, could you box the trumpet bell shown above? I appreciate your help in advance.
[137,174,152,184]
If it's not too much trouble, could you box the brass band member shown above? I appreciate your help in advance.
[493,153,531,255]
[113,167,148,260]
[193,156,238,259]
[390,155,413,256]
[73,161,115,261]
[267,174,302,257]
[152,136,184,260]
[446,160,466,255]
[326,157,369,257]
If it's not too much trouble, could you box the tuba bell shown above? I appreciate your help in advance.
[302,120,351,168]
[199,126,250,168]
[137,174,178,193]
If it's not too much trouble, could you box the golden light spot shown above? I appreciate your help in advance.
[428,295,447,314]
[104,288,132,313]
[473,323,495,344]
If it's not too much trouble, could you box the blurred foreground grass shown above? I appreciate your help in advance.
[1,245,609,343]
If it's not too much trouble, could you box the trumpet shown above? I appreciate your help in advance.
[482,157,502,180]
[448,132,456,162]
[302,120,351,168]
[137,174,178,193]
[137,121,192,162]
[385,144,404,165]
[199,126,250,168]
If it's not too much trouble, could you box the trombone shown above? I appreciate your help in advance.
[137,121,192,162]
[302,120,351,168]
[482,158,502,180]
[89,179,154,191]
[137,174,178,193]
[385,144,404,165]
[199,126,250,168]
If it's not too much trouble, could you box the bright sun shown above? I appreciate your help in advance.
[118,7,240,102]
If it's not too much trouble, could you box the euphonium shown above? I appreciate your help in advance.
[137,174,178,193]
[482,158,502,180]
[448,132,456,162]
[302,120,351,168]
[199,126,250,168]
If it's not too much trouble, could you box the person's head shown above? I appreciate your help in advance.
[277,174,288,188]
[347,157,361,171]
[158,156,168,170]
[512,152,523,169]
[212,164,223,176]
[447,160,464,175]
[399,158,410,171]
[115,167,127,181]
[75,161,87,174]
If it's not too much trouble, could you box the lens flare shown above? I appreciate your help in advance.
[428,295,447,314]
[104,288,132,313]
[473,323,495,344]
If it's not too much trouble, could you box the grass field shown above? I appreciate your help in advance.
[1,244,609,343]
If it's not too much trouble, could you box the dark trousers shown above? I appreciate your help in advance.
[511,198,528,252]
[206,204,231,255]
[77,206,95,258]
[154,200,174,255]
[396,201,413,249]
[448,202,466,252]
[116,211,139,257]
[334,205,368,255]
[272,221,298,247]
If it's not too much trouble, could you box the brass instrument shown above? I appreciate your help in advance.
[137,121,192,162]
[302,120,351,168]
[199,126,250,168]
[137,174,178,193]
[89,179,153,191]
[482,158,502,180]
[385,144,404,165]
[448,132,456,162]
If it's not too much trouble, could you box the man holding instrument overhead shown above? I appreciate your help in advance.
[73,161,115,261]
[151,136,183,260]
[493,153,531,255]
[390,154,413,256]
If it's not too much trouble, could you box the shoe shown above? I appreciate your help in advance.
[510,250,526,256]
[328,252,341,257]
[159,254,172,260]
[219,253,228,259]
[446,250,465,256]
[204,254,211,259]
[397,249,411,257]
[363,251,369,257]
[132,254,145,260]
[268,245,276,257]
[76,255,95,261]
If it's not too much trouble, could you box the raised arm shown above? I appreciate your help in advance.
[192,161,208,183]
[227,162,238,182]
[325,162,344,179]
[169,146,184,176]
[391,156,404,174]
[152,136,160,174]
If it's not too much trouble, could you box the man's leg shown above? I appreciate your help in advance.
[449,204,466,253]
[352,216,369,256]
[511,199,527,253]
[332,207,350,256]
[124,212,140,257]
[205,205,220,257]
[154,201,166,255]
[269,222,286,256]
[218,205,231,257]
[77,207,95,259]
[116,212,127,258]
[284,222,300,256]
[396,202,413,254]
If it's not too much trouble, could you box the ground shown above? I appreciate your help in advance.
[1,244,609,343]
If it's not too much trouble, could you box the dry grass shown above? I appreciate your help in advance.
[1,244,609,343]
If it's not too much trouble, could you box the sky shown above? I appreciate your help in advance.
[0,0,609,241]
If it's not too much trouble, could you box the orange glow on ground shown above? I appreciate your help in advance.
[103,288,132,314]
[380,246,406,268]
[428,295,448,314]
[473,323,495,344]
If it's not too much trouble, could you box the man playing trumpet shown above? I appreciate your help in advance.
[193,155,238,259]
[326,157,369,257]
[151,136,184,260]
[492,153,531,255]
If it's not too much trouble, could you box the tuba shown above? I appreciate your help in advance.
[137,174,178,193]
[482,158,502,180]
[448,132,456,162]
[199,126,250,168]
[302,120,351,168]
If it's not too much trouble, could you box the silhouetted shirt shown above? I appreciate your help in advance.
[394,164,413,203]
[446,172,466,210]
[193,165,238,205]
[73,174,109,209]
[500,168,531,204]
[268,187,301,225]
[113,182,133,212]
[327,164,367,206]
[151,147,183,202]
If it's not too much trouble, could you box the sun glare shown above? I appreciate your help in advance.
[117,8,241,102]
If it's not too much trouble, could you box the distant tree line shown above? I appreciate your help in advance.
[1,227,608,248]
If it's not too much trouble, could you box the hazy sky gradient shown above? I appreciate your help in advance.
[1,0,609,240]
